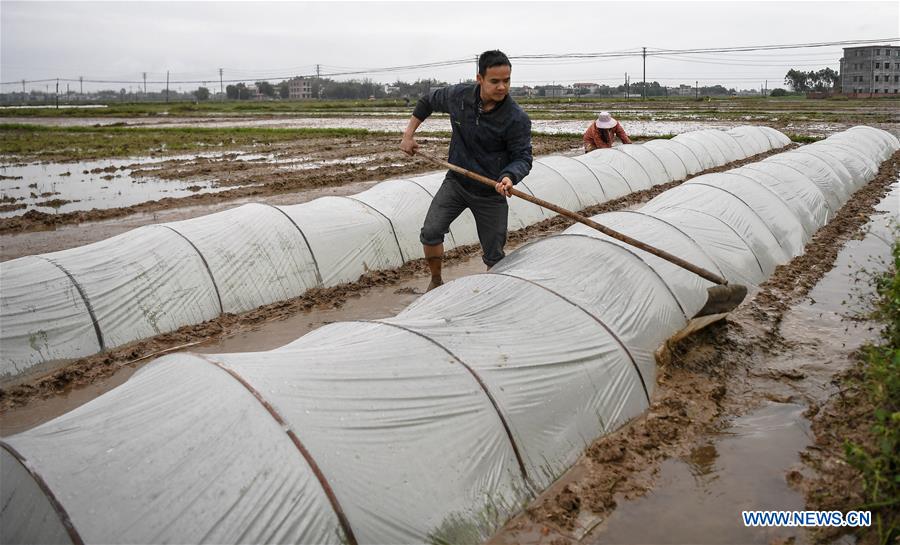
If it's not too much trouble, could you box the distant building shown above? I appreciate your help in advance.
[840,45,900,95]
[543,85,570,98]
[573,82,600,94]
[288,77,313,99]
[510,85,536,97]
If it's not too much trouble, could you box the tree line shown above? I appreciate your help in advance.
[783,68,840,93]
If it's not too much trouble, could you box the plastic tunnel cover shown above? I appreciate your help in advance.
[726,126,770,156]
[643,139,702,176]
[564,210,719,318]
[535,156,608,208]
[280,196,403,286]
[685,172,810,257]
[352,179,437,261]
[673,132,727,166]
[0,447,76,545]
[763,153,847,210]
[568,158,633,199]
[615,144,674,183]
[383,274,649,489]
[3,354,345,544]
[577,148,653,190]
[705,130,746,162]
[492,234,688,392]
[0,256,101,378]
[799,143,874,189]
[44,225,221,350]
[787,148,860,193]
[164,203,320,314]
[812,139,881,176]
[844,126,897,161]
[670,133,718,169]
[636,140,688,181]
[212,320,529,544]
[736,162,832,227]
[507,180,550,229]
[642,181,790,273]
[522,161,584,211]
[640,207,767,287]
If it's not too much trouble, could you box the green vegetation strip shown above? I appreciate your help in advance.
[0,125,371,161]
[844,236,900,544]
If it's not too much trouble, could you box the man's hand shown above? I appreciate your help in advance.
[495,176,514,198]
[400,135,419,156]
[584,144,596,154]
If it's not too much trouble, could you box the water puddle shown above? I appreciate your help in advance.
[0,115,789,136]
[0,152,259,217]
[584,182,898,544]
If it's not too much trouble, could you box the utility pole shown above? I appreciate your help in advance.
[79,76,83,98]
[55,78,59,109]
[219,68,224,99]
[143,72,147,96]
[625,73,628,100]
[22,80,25,93]
[316,64,321,98]
[695,80,699,100]
[642,47,647,100]
[166,71,170,103]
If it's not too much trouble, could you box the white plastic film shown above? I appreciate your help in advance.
[385,274,648,489]
[0,257,100,378]
[685,172,810,256]
[643,182,789,273]
[210,321,529,544]
[45,225,221,350]
[535,156,609,208]
[353,179,436,261]
[576,148,653,190]
[164,203,320,314]
[616,144,674,182]
[280,196,403,286]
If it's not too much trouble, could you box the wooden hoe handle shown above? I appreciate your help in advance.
[414,149,729,286]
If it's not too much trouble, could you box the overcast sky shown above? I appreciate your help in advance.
[1,1,898,93]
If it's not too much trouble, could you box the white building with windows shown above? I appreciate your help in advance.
[288,77,313,99]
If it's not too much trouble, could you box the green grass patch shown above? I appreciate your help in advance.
[0,125,372,161]
[844,233,900,545]
[787,133,824,143]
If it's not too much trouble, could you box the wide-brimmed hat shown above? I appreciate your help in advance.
[595,111,617,129]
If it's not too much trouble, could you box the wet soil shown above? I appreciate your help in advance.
[485,151,900,544]
[0,147,790,418]
[0,134,576,236]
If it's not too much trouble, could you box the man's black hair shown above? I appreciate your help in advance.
[478,50,511,76]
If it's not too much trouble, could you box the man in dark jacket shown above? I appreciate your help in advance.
[400,50,533,292]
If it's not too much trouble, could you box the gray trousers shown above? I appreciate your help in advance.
[419,175,509,267]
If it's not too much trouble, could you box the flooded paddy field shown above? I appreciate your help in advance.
[0,98,898,543]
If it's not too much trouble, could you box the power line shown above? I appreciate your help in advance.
[3,37,895,88]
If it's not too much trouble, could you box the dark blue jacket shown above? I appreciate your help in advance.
[413,83,533,196]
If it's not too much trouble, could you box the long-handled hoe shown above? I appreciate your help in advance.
[414,150,748,320]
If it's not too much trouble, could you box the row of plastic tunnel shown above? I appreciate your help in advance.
[2,125,789,378]
[1,125,896,544]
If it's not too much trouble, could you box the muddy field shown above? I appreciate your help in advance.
[0,133,579,243]
[0,102,898,543]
